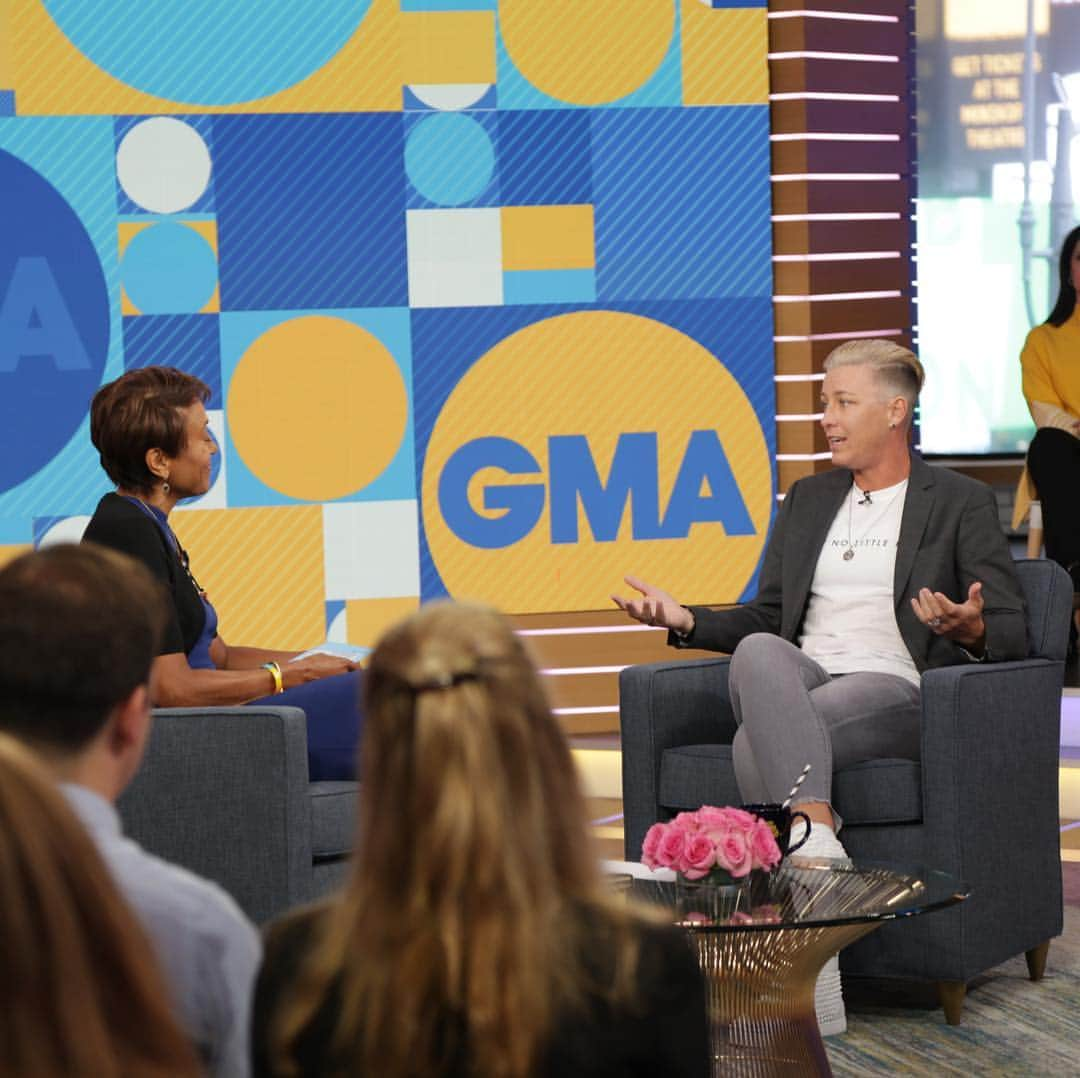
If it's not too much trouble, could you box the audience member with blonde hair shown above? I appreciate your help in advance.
[613,337,1026,1034]
[0,733,200,1077]
[252,601,708,1077]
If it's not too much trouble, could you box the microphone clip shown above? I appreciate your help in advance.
[857,489,873,506]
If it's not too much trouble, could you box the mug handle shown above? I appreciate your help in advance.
[786,811,811,855]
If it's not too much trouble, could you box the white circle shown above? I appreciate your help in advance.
[117,117,212,214]
[37,515,92,548]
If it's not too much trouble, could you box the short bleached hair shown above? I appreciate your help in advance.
[824,339,924,419]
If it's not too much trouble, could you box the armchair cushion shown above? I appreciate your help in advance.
[658,745,742,812]
[656,745,921,826]
[310,781,359,859]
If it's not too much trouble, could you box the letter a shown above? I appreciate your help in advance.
[659,429,755,538]
[0,256,91,373]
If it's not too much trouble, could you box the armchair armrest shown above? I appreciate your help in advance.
[918,659,1064,969]
[117,707,314,924]
[619,657,735,859]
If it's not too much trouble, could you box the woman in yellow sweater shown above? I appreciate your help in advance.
[1021,224,1080,602]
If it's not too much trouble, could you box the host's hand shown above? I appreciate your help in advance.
[611,575,695,635]
[283,654,357,689]
[910,581,985,650]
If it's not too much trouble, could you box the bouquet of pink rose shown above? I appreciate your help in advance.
[640,805,782,883]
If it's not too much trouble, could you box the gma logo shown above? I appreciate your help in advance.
[419,309,772,612]
[438,430,755,550]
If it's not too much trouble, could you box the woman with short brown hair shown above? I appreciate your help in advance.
[84,366,363,780]
[252,601,707,1077]
[0,733,200,1076]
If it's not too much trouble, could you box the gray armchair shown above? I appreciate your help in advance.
[117,706,357,924]
[620,558,1072,1023]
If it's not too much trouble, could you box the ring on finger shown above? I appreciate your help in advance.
[929,616,942,628]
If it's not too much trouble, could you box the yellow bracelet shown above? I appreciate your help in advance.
[262,661,284,695]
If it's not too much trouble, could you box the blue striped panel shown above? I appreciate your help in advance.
[123,315,222,402]
[503,269,596,306]
[214,114,407,311]
[499,109,592,205]
[591,106,772,302]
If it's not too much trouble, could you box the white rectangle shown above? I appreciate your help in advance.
[322,500,420,599]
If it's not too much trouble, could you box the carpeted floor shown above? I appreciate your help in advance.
[827,864,1080,1075]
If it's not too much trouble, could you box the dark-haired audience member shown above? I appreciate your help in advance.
[0,732,201,1078]
[252,601,709,1078]
[83,365,363,780]
[1021,223,1080,611]
[0,543,261,1078]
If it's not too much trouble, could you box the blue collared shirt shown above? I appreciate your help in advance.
[63,784,261,1077]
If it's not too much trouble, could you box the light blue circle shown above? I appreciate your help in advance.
[405,114,495,206]
[121,222,218,314]
[43,1,371,105]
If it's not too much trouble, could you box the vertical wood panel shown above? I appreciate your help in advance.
[769,1,917,483]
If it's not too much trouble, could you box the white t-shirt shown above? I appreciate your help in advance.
[799,478,920,686]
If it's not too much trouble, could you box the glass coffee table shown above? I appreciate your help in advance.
[630,857,968,1078]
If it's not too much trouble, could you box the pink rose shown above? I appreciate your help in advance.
[655,826,688,870]
[749,819,781,871]
[673,811,703,833]
[641,823,667,869]
[694,806,730,829]
[681,832,717,880]
[716,830,752,877]
[698,806,758,843]
[723,807,759,830]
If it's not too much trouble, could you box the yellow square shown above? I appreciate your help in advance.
[682,3,768,106]
[0,0,12,87]
[171,506,326,652]
[345,597,420,651]
[401,11,496,86]
[501,205,595,272]
[0,544,32,570]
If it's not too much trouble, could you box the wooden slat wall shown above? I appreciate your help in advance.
[770,0,917,490]
[520,0,919,738]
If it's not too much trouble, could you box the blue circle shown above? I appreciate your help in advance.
[405,114,495,206]
[121,222,218,314]
[43,1,371,105]
[0,150,109,495]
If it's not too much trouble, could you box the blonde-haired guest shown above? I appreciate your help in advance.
[0,734,200,1077]
[614,337,1027,1035]
[252,602,708,1078]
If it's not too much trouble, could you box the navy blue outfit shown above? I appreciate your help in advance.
[83,492,362,780]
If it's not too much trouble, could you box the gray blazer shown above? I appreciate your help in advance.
[679,455,1028,671]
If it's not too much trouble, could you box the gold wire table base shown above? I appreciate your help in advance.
[691,919,878,1076]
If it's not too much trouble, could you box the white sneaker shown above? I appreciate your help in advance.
[789,822,849,1035]
[790,819,852,866]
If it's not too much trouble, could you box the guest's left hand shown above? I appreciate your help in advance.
[911,581,986,650]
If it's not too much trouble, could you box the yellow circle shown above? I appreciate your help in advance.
[500,0,674,106]
[228,315,408,501]
[422,311,773,613]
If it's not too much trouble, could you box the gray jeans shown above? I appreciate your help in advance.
[728,633,922,830]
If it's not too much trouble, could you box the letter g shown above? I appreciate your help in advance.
[438,437,545,549]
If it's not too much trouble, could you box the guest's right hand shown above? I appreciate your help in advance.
[611,575,695,635]
[283,654,357,688]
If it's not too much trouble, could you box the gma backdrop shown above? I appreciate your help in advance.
[0,1,775,650]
